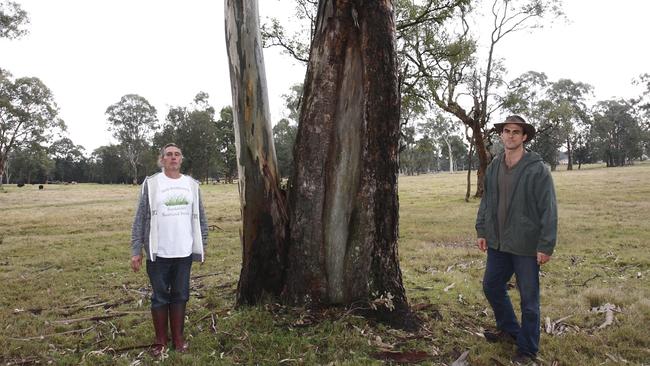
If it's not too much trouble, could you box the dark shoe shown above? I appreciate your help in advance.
[483,329,516,344]
[511,351,537,365]
[170,303,189,353]
[150,306,169,357]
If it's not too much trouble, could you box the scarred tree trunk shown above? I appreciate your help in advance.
[225,0,288,305]
[284,0,410,319]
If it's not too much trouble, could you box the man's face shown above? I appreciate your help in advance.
[161,146,183,171]
[500,123,526,150]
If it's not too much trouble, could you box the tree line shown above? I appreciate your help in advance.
[0,82,241,185]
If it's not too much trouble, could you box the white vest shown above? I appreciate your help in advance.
[144,173,204,262]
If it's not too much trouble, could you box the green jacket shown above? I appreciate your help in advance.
[475,151,558,256]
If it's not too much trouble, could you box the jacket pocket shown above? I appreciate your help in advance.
[510,215,539,255]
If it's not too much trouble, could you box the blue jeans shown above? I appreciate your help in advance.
[483,248,540,356]
[146,255,193,309]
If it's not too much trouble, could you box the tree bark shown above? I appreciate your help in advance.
[284,0,410,320]
[225,0,288,305]
[444,137,454,174]
[472,124,489,198]
[0,157,6,186]
[566,137,573,171]
[465,132,474,203]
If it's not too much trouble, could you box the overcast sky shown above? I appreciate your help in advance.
[1,0,648,153]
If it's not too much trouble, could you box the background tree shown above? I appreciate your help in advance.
[260,0,317,63]
[442,134,469,171]
[214,106,237,183]
[413,135,439,174]
[7,143,52,184]
[153,92,221,181]
[90,145,128,184]
[49,137,87,182]
[633,73,650,157]
[399,124,418,175]
[400,0,562,197]
[0,69,64,187]
[420,114,460,173]
[105,94,158,184]
[0,0,29,39]
[506,72,592,170]
[272,118,297,179]
[591,100,644,167]
[546,79,592,170]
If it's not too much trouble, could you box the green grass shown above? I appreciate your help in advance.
[1,163,649,365]
[165,195,189,206]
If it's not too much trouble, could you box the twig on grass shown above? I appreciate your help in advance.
[191,271,224,280]
[54,311,147,324]
[9,325,95,340]
[211,313,218,333]
[566,274,600,287]
[3,356,41,365]
[105,343,154,353]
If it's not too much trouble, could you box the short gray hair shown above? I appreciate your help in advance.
[159,143,182,159]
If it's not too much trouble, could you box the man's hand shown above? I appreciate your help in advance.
[537,252,551,265]
[477,238,487,252]
[131,255,143,272]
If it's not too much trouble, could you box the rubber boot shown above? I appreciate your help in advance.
[169,302,189,352]
[150,306,169,357]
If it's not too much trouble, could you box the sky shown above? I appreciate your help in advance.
[1,0,649,153]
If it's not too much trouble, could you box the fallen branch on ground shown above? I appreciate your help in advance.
[566,274,600,287]
[54,311,147,324]
[9,325,95,340]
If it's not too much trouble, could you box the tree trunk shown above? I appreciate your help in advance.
[465,137,473,202]
[225,0,288,305]
[473,124,489,198]
[284,0,411,321]
[566,137,573,171]
[0,156,5,187]
[445,138,454,173]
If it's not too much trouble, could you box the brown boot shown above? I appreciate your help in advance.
[169,302,189,352]
[150,306,169,357]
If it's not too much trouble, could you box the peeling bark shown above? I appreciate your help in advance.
[225,0,288,305]
[285,0,409,316]
[225,0,412,326]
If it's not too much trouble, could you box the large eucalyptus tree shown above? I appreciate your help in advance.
[226,0,415,326]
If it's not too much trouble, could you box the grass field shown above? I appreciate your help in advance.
[1,163,649,365]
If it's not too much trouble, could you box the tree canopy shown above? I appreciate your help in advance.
[105,94,158,184]
[0,69,64,185]
[0,0,29,39]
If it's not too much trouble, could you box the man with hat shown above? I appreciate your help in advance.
[475,115,558,364]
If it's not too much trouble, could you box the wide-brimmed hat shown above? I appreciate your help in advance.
[494,115,536,142]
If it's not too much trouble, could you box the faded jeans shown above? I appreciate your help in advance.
[483,248,540,356]
[146,255,193,309]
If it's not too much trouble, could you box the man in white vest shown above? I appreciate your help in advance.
[130,143,208,356]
